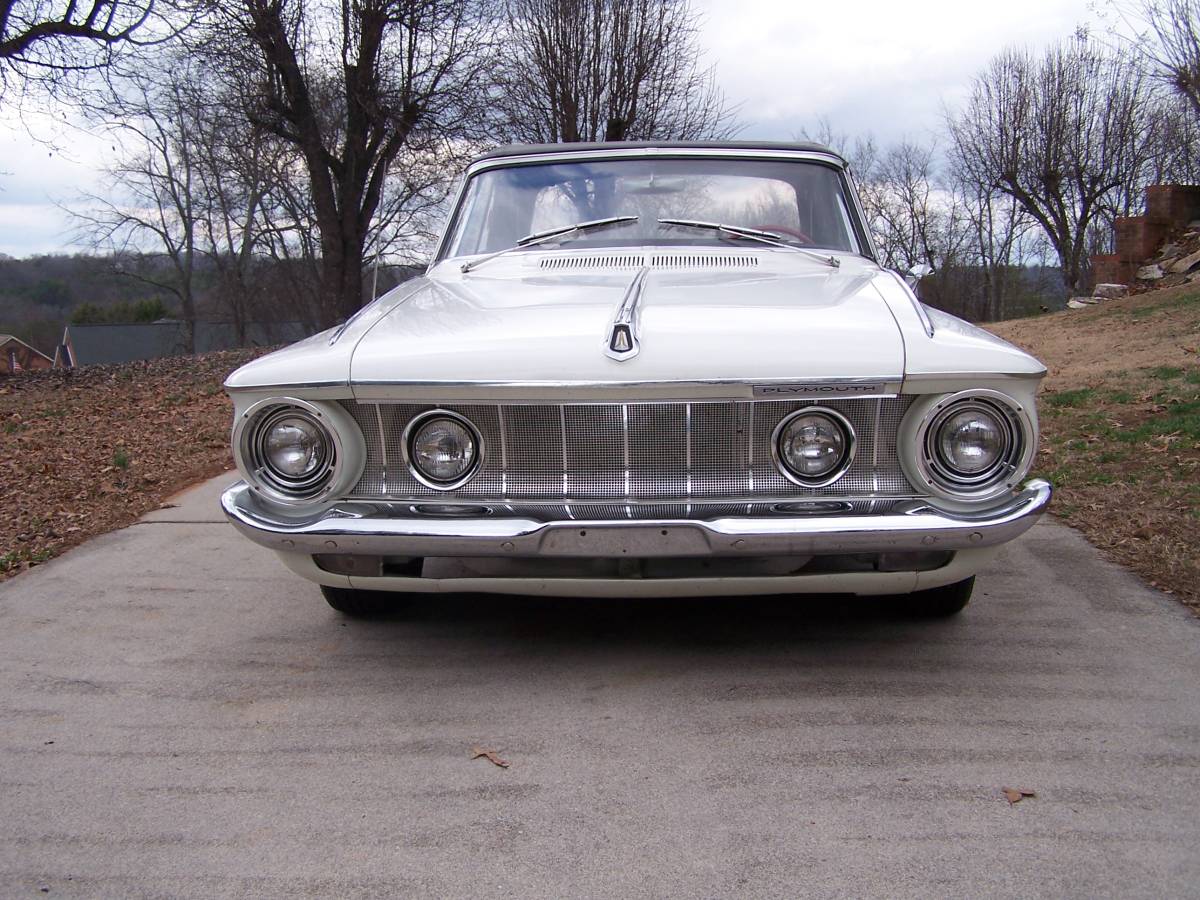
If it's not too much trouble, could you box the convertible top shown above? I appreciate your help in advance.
[470,140,847,167]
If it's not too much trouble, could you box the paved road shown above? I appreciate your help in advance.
[2,475,1199,898]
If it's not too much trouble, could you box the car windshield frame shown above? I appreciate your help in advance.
[433,149,876,264]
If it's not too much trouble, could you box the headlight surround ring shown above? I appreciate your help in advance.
[908,390,1035,503]
[234,397,361,507]
[771,406,857,488]
[402,409,484,490]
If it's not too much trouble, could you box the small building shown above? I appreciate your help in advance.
[55,321,310,369]
[0,334,53,375]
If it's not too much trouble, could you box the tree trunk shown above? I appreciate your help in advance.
[317,221,367,327]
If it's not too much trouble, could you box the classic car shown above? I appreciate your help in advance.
[221,140,1051,618]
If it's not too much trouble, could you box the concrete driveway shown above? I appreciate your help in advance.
[2,474,1199,899]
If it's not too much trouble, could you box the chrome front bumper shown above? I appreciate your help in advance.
[221,480,1051,559]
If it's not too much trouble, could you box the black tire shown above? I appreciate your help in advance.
[320,585,406,618]
[903,576,974,618]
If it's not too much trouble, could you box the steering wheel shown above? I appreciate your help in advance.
[753,223,815,245]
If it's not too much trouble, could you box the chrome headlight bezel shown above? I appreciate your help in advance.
[906,390,1035,503]
[233,397,363,507]
[771,406,857,488]
[402,409,484,490]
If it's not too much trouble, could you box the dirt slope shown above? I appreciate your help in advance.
[989,283,1200,611]
[0,349,266,578]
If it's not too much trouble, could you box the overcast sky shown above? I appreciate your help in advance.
[0,0,1100,258]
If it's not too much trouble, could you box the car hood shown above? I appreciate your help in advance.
[347,253,906,387]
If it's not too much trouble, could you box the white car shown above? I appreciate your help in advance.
[221,141,1051,618]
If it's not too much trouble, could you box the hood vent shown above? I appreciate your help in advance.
[651,254,758,269]
[540,254,643,271]
[539,253,759,271]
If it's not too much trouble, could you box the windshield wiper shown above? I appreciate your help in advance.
[460,216,639,273]
[657,218,840,268]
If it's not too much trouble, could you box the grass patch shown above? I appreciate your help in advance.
[1030,365,1200,609]
[1150,366,1185,380]
[0,547,52,573]
[112,448,131,469]
[1044,387,1096,408]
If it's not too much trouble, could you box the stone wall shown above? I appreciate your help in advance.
[1091,185,1200,286]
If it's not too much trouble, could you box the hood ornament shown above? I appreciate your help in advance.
[604,267,649,361]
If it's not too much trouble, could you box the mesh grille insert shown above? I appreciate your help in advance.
[341,398,919,516]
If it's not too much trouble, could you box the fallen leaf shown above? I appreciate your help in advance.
[471,746,510,768]
[1002,787,1036,805]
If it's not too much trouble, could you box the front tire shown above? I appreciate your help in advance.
[320,585,407,618]
[903,576,974,617]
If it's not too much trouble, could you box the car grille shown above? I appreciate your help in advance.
[340,397,918,518]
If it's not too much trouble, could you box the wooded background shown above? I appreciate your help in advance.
[2,0,1198,353]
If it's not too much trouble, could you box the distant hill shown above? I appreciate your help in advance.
[0,253,424,357]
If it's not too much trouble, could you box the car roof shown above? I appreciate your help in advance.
[470,140,848,167]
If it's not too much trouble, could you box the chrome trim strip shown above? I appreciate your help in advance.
[374,403,388,495]
[222,479,1051,560]
[496,405,510,509]
[558,404,572,518]
[604,266,649,360]
[685,403,693,517]
[226,381,349,394]
[870,398,882,513]
[746,403,755,513]
[330,492,927,506]
[621,403,632,518]
[903,371,1048,383]
[464,148,849,178]
[348,376,901,390]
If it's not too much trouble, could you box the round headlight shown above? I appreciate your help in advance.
[406,412,480,488]
[915,394,1030,499]
[243,404,337,499]
[265,416,327,479]
[773,408,855,486]
[936,407,1005,476]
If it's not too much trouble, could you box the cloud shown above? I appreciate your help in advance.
[0,110,111,256]
[696,0,1098,144]
[0,0,1102,256]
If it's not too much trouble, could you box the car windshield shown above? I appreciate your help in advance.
[441,156,862,259]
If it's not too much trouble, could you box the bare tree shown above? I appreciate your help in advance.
[494,0,736,143]
[863,140,965,273]
[251,137,458,330]
[196,0,494,327]
[0,0,178,100]
[1148,93,1200,183]
[1116,0,1200,122]
[73,59,208,350]
[947,38,1159,293]
[73,52,289,351]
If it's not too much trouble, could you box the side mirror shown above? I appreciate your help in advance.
[904,263,933,289]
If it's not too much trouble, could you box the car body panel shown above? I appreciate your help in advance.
[347,254,905,387]
[222,141,1050,601]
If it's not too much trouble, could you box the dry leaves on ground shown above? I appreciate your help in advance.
[471,747,510,768]
[1002,788,1037,805]
[0,348,271,579]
